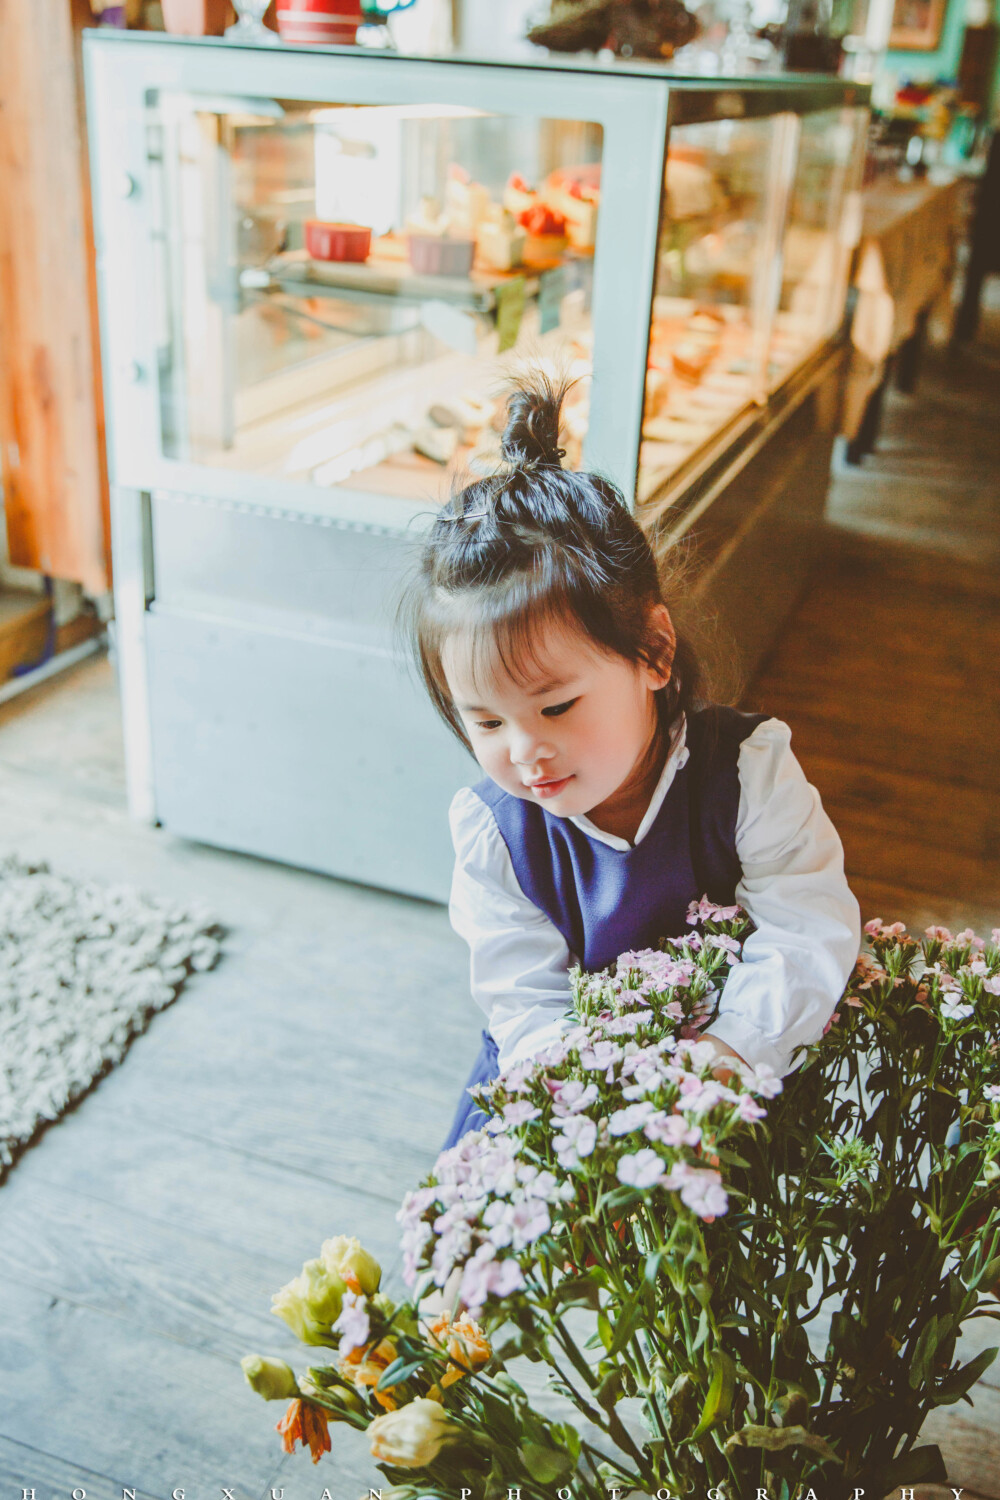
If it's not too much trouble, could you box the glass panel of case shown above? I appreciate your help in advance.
[768,106,868,389]
[146,93,603,501]
[637,115,781,501]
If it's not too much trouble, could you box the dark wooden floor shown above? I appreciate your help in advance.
[749,315,1000,940]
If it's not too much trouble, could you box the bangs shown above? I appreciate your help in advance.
[421,572,589,748]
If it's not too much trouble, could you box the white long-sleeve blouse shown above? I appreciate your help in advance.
[448,715,861,1078]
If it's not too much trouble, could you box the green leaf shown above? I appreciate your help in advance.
[691,1350,736,1438]
[869,1444,948,1491]
[910,1313,953,1388]
[375,1354,427,1389]
[763,1269,813,1300]
[521,1434,575,1482]
[724,1424,839,1463]
[597,1311,614,1352]
[607,1300,645,1359]
[934,1345,999,1404]
[554,1274,601,1311]
[644,1248,667,1289]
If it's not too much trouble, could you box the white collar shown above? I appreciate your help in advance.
[568,714,690,852]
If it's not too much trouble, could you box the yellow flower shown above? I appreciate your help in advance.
[241,1355,299,1401]
[428,1312,492,1388]
[368,1397,459,1467]
[339,1337,400,1411]
[320,1235,381,1296]
[271,1258,346,1346]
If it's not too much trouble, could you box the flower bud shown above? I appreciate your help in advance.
[241,1355,299,1401]
[367,1397,459,1467]
[321,1235,382,1296]
[271,1258,346,1346]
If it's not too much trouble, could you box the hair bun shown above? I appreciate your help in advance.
[500,374,566,469]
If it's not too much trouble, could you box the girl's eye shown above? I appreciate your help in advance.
[542,698,578,718]
[475,719,502,731]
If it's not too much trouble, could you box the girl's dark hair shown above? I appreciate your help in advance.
[400,373,701,752]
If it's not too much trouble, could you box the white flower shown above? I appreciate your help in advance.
[940,990,975,1021]
[554,1114,597,1168]
[984,1084,1000,1102]
[616,1149,666,1189]
[608,1102,656,1136]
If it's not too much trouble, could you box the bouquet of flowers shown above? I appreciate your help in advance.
[242,904,1000,1498]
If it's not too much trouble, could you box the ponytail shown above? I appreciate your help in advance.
[400,371,701,751]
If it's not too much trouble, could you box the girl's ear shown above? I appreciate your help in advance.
[644,603,676,689]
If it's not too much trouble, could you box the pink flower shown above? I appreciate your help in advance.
[459,1245,526,1315]
[644,1112,702,1147]
[822,1011,842,1035]
[748,1064,783,1099]
[736,1094,768,1123]
[550,1080,599,1116]
[501,1100,541,1127]
[333,1292,371,1358]
[925,924,954,942]
[863,918,884,937]
[579,1039,624,1072]
[687,895,742,925]
[661,1161,729,1219]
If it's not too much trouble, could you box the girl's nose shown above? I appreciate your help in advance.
[509,727,555,768]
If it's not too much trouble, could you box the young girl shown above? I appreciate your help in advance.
[404,376,861,1148]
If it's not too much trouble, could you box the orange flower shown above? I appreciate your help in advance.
[340,1337,401,1411]
[275,1399,331,1464]
[428,1312,492,1387]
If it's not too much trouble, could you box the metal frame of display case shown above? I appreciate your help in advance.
[83,31,868,900]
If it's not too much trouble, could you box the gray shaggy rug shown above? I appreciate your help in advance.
[0,855,222,1179]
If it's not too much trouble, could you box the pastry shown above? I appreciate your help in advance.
[445,164,491,237]
[503,172,537,220]
[544,166,600,253]
[476,207,526,272]
[518,201,569,263]
[672,338,719,383]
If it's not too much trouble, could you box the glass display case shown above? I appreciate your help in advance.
[83,32,868,900]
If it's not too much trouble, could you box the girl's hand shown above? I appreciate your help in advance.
[701,1032,749,1088]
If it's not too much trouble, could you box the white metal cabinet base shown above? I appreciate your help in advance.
[145,606,474,903]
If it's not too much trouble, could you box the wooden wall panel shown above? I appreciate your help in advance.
[0,0,110,596]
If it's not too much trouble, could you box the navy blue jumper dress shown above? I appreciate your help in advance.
[442,705,766,1150]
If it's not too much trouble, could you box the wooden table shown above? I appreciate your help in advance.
[843,174,967,461]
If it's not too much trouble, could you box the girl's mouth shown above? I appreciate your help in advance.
[528,775,573,799]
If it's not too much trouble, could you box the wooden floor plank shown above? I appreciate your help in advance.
[0,1177,304,1363]
[12,1110,404,1277]
[0,1435,162,1500]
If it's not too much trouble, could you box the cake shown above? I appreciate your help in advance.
[476,207,526,272]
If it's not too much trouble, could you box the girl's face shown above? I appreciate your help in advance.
[442,609,673,821]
